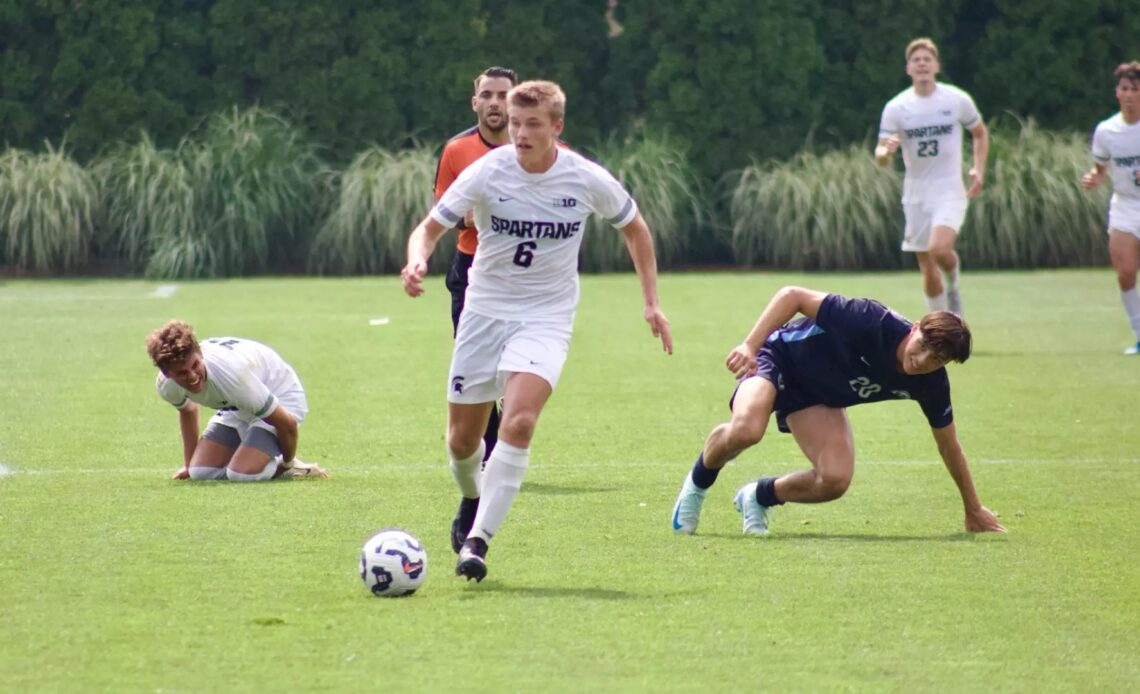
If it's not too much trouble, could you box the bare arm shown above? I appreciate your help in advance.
[174,403,200,480]
[401,216,450,297]
[1081,162,1108,191]
[967,121,989,198]
[618,212,672,354]
[725,286,829,378]
[931,422,1006,532]
[262,405,299,464]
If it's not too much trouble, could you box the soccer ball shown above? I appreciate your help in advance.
[360,529,428,597]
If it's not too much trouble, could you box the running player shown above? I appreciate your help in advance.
[876,37,989,316]
[670,286,1005,536]
[1082,61,1140,354]
[434,66,518,552]
[402,80,673,582]
[146,320,327,481]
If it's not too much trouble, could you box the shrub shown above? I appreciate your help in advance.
[0,145,96,272]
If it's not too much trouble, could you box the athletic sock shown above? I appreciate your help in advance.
[945,263,960,292]
[925,291,948,312]
[226,458,279,482]
[469,441,529,543]
[449,440,485,499]
[754,476,785,507]
[1122,288,1140,341]
[690,453,719,489]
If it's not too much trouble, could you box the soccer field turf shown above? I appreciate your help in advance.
[1,271,1137,692]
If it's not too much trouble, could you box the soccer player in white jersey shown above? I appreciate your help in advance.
[1082,61,1140,354]
[876,37,989,316]
[401,80,673,583]
[146,320,327,481]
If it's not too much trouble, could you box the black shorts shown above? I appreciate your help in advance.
[445,250,475,334]
[729,348,812,434]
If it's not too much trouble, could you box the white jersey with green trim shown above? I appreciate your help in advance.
[430,145,637,323]
[879,83,982,203]
[1091,113,1140,205]
[156,338,301,421]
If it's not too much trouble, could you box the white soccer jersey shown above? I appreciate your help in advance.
[156,338,302,422]
[1091,113,1140,205]
[430,145,637,322]
[879,83,982,203]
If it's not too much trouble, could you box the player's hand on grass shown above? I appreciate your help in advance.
[725,342,757,379]
[644,306,673,354]
[965,505,1006,533]
[401,261,428,297]
[172,466,190,480]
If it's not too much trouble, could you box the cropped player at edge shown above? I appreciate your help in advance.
[147,320,327,481]
[670,286,1006,537]
[876,37,988,317]
[1081,61,1140,354]
[402,80,673,583]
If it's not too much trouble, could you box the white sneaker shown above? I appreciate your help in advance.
[671,475,707,534]
[733,482,770,535]
[947,288,962,316]
[278,458,329,479]
[1124,342,1140,355]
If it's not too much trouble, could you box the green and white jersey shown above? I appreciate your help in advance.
[879,83,982,203]
[156,338,302,422]
[431,145,637,323]
[1091,113,1140,205]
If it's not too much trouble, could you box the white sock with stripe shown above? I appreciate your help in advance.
[468,441,529,543]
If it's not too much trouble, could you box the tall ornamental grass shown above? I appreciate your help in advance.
[731,145,903,270]
[95,108,326,278]
[309,144,445,275]
[0,145,96,272]
[963,119,1109,268]
[580,135,704,272]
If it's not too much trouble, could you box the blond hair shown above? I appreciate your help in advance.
[508,80,566,121]
[906,37,939,61]
[146,319,200,370]
[1115,61,1140,83]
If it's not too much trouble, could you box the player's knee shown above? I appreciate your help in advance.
[446,430,482,461]
[1115,270,1136,290]
[726,418,765,449]
[188,466,227,480]
[225,464,277,482]
[498,410,538,445]
[815,470,852,500]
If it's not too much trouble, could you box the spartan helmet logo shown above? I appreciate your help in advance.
[451,376,465,394]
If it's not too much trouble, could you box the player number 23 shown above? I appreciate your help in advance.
[513,241,537,268]
[917,139,939,158]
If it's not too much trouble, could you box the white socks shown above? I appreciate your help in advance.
[946,263,960,292]
[1122,288,1140,340]
[449,440,485,499]
[469,441,529,543]
[188,466,227,480]
[925,291,948,312]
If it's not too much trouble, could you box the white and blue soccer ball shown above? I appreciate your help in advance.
[360,529,428,597]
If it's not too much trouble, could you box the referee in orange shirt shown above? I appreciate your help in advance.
[434,66,518,553]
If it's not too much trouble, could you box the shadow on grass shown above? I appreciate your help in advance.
[694,531,987,542]
[524,482,618,496]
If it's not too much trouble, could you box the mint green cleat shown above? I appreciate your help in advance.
[671,475,707,534]
[733,482,770,535]
[1124,342,1140,355]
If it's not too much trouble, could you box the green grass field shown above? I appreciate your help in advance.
[1,271,1138,692]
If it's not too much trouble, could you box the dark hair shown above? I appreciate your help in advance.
[919,311,972,364]
[146,319,201,369]
[1115,61,1140,84]
[474,66,518,91]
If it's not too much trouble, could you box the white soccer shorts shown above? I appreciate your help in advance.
[1108,196,1140,239]
[447,310,573,404]
[208,388,308,438]
[902,197,968,252]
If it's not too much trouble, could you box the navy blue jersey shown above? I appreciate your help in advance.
[756,294,953,429]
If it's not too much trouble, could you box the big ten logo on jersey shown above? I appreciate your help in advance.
[848,376,881,399]
[552,197,577,208]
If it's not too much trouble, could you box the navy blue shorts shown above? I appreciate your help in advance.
[729,349,812,434]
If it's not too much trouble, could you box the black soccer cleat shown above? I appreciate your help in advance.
[455,537,488,583]
[451,497,479,554]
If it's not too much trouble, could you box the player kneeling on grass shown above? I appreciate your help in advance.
[670,286,1005,536]
[146,320,327,481]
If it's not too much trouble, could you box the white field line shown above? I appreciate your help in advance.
[3,457,1137,477]
[148,284,179,298]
